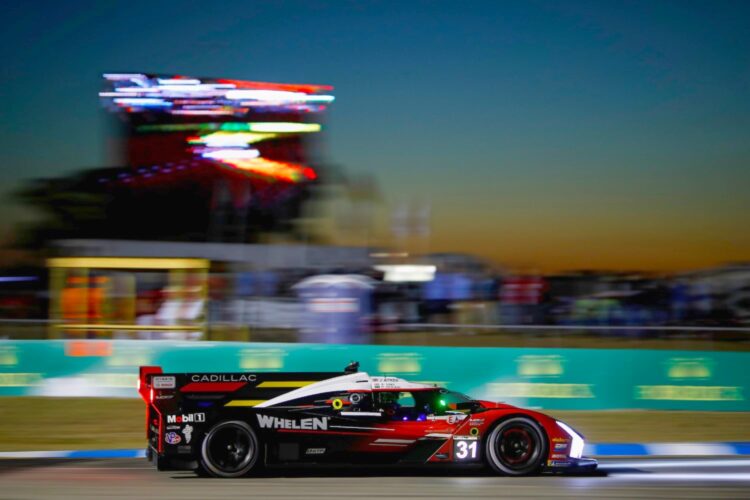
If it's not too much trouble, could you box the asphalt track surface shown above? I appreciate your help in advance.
[1,457,749,499]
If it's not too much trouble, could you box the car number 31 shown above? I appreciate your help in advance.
[453,438,479,460]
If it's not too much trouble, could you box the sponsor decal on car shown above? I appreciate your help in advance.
[182,424,193,444]
[156,394,174,400]
[551,453,567,459]
[256,414,329,431]
[427,414,467,423]
[305,448,326,455]
[167,413,205,424]
[552,437,569,443]
[549,460,571,467]
[152,376,176,389]
[468,418,485,425]
[165,432,181,445]
[166,425,180,431]
[370,377,404,389]
[554,442,568,450]
[190,374,257,383]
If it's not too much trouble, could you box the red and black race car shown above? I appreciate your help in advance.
[138,362,596,477]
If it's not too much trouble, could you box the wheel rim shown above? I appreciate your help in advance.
[498,426,534,465]
[487,420,544,473]
[206,425,255,474]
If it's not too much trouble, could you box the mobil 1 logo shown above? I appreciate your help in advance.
[167,413,205,424]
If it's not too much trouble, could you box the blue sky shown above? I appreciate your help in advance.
[2,0,748,270]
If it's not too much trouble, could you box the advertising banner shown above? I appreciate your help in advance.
[0,340,746,410]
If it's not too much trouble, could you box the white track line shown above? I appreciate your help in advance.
[608,472,750,482]
[600,459,750,469]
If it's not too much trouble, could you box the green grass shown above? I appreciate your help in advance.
[1,398,749,451]
[0,398,144,451]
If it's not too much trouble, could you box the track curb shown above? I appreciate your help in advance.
[0,449,147,459]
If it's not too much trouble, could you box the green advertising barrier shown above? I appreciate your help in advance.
[0,340,747,410]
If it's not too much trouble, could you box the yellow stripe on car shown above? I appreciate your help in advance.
[224,400,266,407]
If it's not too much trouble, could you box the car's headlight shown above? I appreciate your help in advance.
[556,421,584,459]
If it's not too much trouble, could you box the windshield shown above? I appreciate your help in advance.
[373,389,477,420]
[434,388,476,411]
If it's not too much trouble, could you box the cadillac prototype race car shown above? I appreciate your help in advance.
[138,362,596,477]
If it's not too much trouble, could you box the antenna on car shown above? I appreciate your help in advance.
[344,361,360,374]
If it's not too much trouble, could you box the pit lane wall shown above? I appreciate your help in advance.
[0,340,747,410]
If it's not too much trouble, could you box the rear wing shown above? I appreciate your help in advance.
[138,367,343,403]
[138,361,360,402]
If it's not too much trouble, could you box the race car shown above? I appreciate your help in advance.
[138,362,596,477]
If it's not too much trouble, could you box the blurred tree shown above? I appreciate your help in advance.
[13,176,111,248]
[11,163,330,249]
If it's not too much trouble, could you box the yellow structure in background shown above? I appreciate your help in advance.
[47,257,210,338]
[47,257,210,270]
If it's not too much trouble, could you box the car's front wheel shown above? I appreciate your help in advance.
[485,417,547,476]
[199,420,261,478]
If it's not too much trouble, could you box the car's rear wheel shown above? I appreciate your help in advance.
[199,420,260,478]
[485,417,547,476]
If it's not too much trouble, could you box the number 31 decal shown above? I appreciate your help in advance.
[454,438,479,460]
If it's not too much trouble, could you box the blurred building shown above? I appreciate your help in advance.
[20,73,335,245]
[52,239,372,271]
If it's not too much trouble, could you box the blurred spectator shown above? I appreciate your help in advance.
[499,275,547,325]
[294,274,374,344]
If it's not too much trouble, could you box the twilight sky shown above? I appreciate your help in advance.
[1,0,749,271]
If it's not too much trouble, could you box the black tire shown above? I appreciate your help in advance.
[199,420,261,478]
[485,417,547,476]
[193,464,212,477]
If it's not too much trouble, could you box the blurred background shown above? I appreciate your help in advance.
[1,0,749,462]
